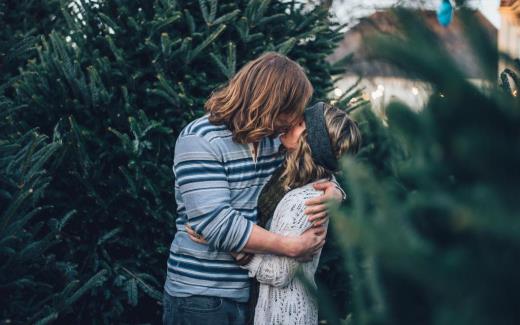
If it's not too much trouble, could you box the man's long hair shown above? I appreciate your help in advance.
[205,52,313,144]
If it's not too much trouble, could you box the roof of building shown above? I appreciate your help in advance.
[328,9,497,79]
[501,0,517,7]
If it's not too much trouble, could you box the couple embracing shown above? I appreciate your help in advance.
[163,52,361,325]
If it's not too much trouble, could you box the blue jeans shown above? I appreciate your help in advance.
[162,291,248,325]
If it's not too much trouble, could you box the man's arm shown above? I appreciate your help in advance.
[175,133,254,252]
[186,222,326,257]
[175,133,324,256]
[241,224,326,257]
[242,197,324,287]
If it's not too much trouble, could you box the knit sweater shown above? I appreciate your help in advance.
[246,166,286,324]
[243,181,327,325]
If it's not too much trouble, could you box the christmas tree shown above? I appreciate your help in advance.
[2,0,349,323]
[1,2,109,324]
[333,7,520,325]
[0,0,68,93]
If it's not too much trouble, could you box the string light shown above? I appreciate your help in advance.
[371,84,385,100]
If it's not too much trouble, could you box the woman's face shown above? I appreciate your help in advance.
[280,119,306,151]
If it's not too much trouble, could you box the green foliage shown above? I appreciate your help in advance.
[334,7,520,325]
[0,123,109,324]
[0,0,67,94]
[3,0,347,323]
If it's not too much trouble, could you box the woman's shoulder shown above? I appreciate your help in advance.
[278,180,325,209]
[288,179,327,196]
[270,181,325,228]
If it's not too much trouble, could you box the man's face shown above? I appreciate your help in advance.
[280,119,306,151]
[273,113,303,137]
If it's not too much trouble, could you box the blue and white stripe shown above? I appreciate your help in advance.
[164,115,283,302]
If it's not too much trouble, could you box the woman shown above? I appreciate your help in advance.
[187,102,361,324]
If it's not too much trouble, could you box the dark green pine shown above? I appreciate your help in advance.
[2,0,349,323]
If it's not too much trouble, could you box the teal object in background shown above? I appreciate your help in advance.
[437,0,453,26]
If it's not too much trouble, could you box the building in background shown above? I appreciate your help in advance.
[328,9,497,114]
[499,0,520,72]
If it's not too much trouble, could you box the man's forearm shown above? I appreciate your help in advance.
[240,225,296,257]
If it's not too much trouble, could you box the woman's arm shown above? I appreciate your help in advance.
[242,250,301,288]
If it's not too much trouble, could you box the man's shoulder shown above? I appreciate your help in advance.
[180,115,232,141]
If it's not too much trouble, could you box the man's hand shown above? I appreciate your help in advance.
[284,225,327,258]
[304,181,343,228]
[230,252,254,266]
[185,224,208,244]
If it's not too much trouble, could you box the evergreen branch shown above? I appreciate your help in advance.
[189,24,227,63]
[184,9,196,34]
[234,17,249,42]
[65,269,108,306]
[1,206,43,239]
[122,267,162,301]
[118,166,138,198]
[105,35,125,63]
[147,88,179,105]
[16,132,40,181]
[1,180,38,234]
[150,13,182,37]
[97,227,123,246]
[226,42,236,76]
[247,33,263,43]
[211,9,240,27]
[208,0,218,24]
[198,0,210,25]
[30,270,109,324]
[33,312,59,325]
[26,142,61,181]
[97,13,120,34]
[276,37,297,55]
[159,0,177,10]
[126,278,138,306]
[156,73,181,103]
[209,53,231,79]
[257,13,285,27]
[68,116,92,175]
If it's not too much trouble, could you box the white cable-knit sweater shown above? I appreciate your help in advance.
[242,182,327,325]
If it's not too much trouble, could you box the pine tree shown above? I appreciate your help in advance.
[1,2,110,324]
[333,7,520,325]
[0,96,109,324]
[4,0,349,322]
[0,0,67,94]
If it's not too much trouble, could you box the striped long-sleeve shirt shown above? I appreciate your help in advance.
[164,115,283,302]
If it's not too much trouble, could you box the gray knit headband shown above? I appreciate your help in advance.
[304,102,338,171]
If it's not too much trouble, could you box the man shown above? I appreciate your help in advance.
[163,52,343,325]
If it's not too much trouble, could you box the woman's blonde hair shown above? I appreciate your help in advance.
[205,52,313,144]
[281,104,361,190]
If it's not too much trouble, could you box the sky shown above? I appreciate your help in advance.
[332,0,501,27]
[478,0,501,26]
